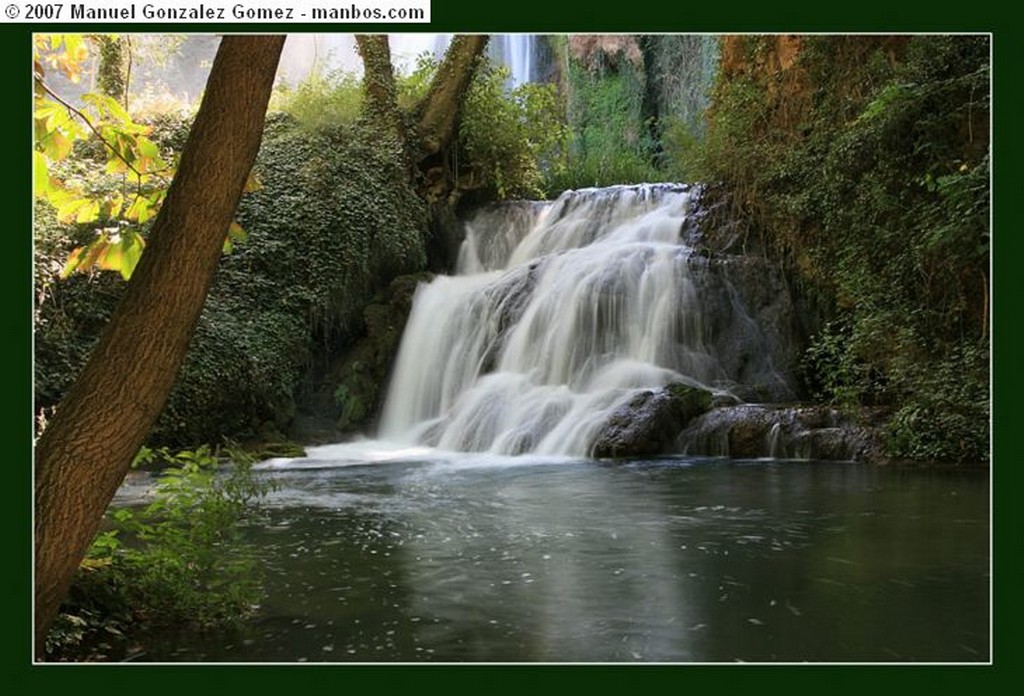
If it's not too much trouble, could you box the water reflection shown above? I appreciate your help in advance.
[118,457,989,663]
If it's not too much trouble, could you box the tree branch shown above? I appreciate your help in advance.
[35,76,150,182]
[416,35,490,158]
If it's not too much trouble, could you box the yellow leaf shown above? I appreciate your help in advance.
[244,171,263,193]
[75,199,101,224]
[33,152,49,197]
[60,246,86,278]
[51,131,73,160]
[107,192,124,219]
[55,197,89,223]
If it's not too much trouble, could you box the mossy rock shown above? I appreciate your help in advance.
[250,441,308,461]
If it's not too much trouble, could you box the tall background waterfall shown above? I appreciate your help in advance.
[378,185,795,457]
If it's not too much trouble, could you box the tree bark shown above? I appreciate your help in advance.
[34,34,285,659]
[355,34,404,148]
[416,35,489,158]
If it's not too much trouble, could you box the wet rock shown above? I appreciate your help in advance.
[592,383,713,458]
[323,272,434,435]
[678,403,884,462]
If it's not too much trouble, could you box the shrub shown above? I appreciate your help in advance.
[459,61,568,199]
[46,445,273,660]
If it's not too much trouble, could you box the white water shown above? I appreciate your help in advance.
[377,184,757,457]
[489,35,537,86]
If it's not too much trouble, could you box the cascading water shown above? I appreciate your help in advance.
[377,184,792,458]
[488,35,537,86]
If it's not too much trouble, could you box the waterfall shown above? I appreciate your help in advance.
[377,184,792,458]
[488,35,537,86]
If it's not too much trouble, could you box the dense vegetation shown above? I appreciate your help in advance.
[36,111,430,447]
[692,35,990,463]
[44,446,271,660]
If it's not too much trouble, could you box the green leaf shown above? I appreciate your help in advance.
[137,136,160,160]
[42,130,73,162]
[33,151,50,197]
[124,195,151,223]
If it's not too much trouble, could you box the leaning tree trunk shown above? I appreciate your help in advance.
[416,34,489,159]
[33,35,285,658]
[412,35,489,206]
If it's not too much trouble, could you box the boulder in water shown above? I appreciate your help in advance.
[591,383,713,458]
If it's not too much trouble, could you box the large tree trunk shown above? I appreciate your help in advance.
[412,35,489,205]
[416,34,489,158]
[33,35,285,658]
[94,35,128,106]
[355,34,404,148]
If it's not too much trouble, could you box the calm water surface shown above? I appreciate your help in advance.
[115,453,989,663]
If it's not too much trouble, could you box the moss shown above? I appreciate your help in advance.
[326,272,433,434]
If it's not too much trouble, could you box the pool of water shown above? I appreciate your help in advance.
[114,453,990,663]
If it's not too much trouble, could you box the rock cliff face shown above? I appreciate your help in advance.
[294,272,434,443]
[569,35,644,71]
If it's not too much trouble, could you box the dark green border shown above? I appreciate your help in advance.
[6,1,1016,689]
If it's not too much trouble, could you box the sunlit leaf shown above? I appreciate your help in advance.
[55,196,90,223]
[228,221,247,242]
[33,151,50,197]
[75,199,101,224]
[223,221,248,254]
[243,171,262,193]
[60,235,105,278]
[64,35,85,61]
[106,191,125,219]
[137,136,160,160]
[105,157,128,175]
[121,230,145,277]
[96,236,125,272]
[60,246,85,278]
[41,130,73,162]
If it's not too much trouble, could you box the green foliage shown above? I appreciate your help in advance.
[271,66,364,130]
[34,33,250,280]
[46,445,272,659]
[884,342,989,462]
[33,201,124,417]
[459,61,569,199]
[35,105,430,447]
[149,112,428,445]
[695,35,990,463]
[397,51,439,109]
[551,53,661,191]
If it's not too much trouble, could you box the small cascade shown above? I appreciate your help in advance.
[767,422,784,458]
[377,184,797,458]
